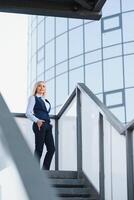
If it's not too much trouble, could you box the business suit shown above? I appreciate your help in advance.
[26,95,55,170]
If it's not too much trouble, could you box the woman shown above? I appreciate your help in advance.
[26,81,55,170]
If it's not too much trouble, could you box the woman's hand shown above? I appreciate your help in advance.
[36,119,45,130]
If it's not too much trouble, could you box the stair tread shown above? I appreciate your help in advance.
[56,188,92,197]
[51,178,85,187]
[45,170,78,179]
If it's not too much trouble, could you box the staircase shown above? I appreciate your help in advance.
[46,170,98,200]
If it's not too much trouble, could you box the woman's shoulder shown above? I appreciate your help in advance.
[28,95,35,101]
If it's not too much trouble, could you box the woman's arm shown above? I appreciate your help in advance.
[25,96,39,122]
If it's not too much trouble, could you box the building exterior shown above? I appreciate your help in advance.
[27,0,134,123]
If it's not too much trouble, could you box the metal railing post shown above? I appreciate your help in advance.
[126,129,134,200]
[99,113,105,200]
[76,87,82,173]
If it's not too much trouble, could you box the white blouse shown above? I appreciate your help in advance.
[25,94,49,123]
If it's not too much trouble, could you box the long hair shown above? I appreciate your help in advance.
[32,81,46,96]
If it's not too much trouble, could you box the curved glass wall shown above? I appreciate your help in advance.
[27,0,134,123]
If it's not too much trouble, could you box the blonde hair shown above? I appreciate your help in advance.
[32,81,46,96]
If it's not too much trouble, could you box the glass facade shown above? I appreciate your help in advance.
[28,0,134,123]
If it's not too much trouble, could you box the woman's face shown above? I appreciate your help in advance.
[36,82,46,95]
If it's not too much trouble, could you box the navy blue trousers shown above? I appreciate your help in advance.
[32,122,55,170]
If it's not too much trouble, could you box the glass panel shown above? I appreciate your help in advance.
[56,17,67,36]
[58,99,77,170]
[124,42,134,55]
[37,16,44,24]
[102,0,120,17]
[125,88,134,122]
[85,21,101,52]
[56,61,68,75]
[103,30,122,47]
[85,62,102,94]
[45,79,55,110]
[69,18,83,29]
[31,29,36,56]
[69,67,84,93]
[103,45,122,59]
[37,73,44,82]
[37,59,44,75]
[122,12,134,42]
[85,50,102,65]
[106,91,123,107]
[31,55,36,81]
[37,21,44,49]
[103,15,120,31]
[109,106,125,123]
[0,131,29,200]
[56,33,67,64]
[15,117,55,170]
[85,62,102,93]
[45,67,54,81]
[56,73,68,106]
[69,55,84,69]
[111,127,127,200]
[37,47,44,62]
[122,0,134,12]
[124,55,134,87]
[45,41,55,69]
[103,120,127,200]
[81,92,100,191]
[103,57,123,92]
[45,17,55,43]
[69,26,83,58]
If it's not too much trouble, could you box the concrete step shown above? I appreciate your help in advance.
[51,178,86,188]
[56,188,91,197]
[45,170,78,179]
